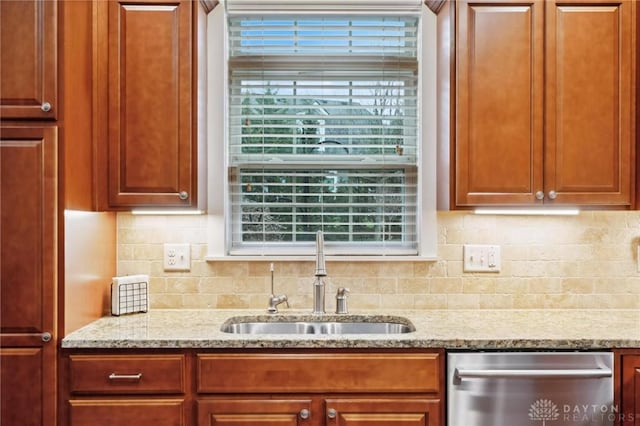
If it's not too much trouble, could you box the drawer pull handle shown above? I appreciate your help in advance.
[299,409,310,419]
[327,408,337,419]
[108,373,143,381]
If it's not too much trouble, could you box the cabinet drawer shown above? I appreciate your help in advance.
[197,352,441,394]
[69,355,185,394]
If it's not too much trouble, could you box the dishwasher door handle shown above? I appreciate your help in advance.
[455,367,613,380]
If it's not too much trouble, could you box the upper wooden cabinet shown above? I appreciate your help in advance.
[454,0,636,208]
[96,0,198,208]
[0,0,57,120]
[455,0,544,206]
[545,0,634,207]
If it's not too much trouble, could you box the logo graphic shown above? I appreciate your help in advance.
[529,399,560,425]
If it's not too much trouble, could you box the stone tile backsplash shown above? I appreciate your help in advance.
[117,211,640,310]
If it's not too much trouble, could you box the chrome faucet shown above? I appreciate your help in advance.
[268,294,288,314]
[312,231,326,314]
[267,263,288,314]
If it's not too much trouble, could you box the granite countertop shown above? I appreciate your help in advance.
[61,309,640,350]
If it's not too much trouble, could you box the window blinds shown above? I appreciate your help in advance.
[227,14,420,255]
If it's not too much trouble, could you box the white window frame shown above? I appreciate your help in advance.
[206,2,437,261]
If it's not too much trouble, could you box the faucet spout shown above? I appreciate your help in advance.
[268,294,289,314]
[267,263,288,314]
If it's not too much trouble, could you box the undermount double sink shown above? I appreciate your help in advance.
[220,315,415,335]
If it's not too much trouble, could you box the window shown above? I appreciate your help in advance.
[207,1,437,259]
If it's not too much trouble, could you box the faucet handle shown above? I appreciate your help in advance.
[336,287,350,297]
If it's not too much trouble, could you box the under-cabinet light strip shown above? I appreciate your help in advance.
[131,209,205,216]
[474,208,580,216]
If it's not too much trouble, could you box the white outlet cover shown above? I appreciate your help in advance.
[463,244,501,273]
[163,243,191,271]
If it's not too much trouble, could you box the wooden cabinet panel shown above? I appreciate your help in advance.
[1,127,57,334]
[622,355,640,426]
[454,0,636,208]
[197,353,440,394]
[106,0,195,207]
[0,127,57,426]
[325,399,440,426]
[0,0,57,119]
[1,348,45,426]
[0,127,57,335]
[455,0,544,206]
[197,399,312,426]
[545,0,634,206]
[69,399,186,426]
[69,354,186,394]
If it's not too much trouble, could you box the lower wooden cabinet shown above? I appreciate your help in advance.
[62,350,444,426]
[196,351,443,426]
[1,126,58,426]
[621,354,640,426]
[63,353,188,426]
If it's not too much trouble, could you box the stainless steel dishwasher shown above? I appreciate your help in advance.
[447,352,614,426]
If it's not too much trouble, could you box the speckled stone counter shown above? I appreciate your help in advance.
[61,309,640,350]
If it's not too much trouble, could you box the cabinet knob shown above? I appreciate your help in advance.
[178,191,188,200]
[299,409,310,420]
[41,102,52,112]
[548,190,557,200]
[535,191,544,200]
[327,408,337,419]
[41,332,52,343]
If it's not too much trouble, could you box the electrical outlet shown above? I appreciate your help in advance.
[463,244,501,273]
[163,243,191,271]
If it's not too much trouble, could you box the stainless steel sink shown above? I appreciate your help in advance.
[220,316,415,335]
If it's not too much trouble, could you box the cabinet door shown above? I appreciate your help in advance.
[69,399,186,426]
[0,127,57,426]
[455,0,544,206]
[545,0,634,206]
[622,355,640,426]
[325,399,441,426]
[106,0,195,207]
[197,399,313,426]
[0,0,57,119]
